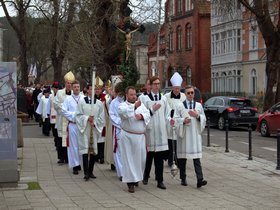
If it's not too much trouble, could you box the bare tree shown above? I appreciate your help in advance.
[66,0,130,82]
[0,0,32,86]
[213,0,280,110]
[34,0,78,82]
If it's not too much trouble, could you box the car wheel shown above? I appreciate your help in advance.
[260,120,270,137]
[218,116,225,130]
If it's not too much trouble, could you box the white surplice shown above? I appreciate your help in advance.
[164,91,186,140]
[75,97,105,156]
[118,101,151,183]
[61,94,81,168]
[49,94,57,125]
[139,93,171,152]
[36,95,50,122]
[109,96,124,178]
[53,88,73,146]
[176,101,206,159]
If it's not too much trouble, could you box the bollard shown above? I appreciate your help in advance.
[248,123,253,160]
[276,129,280,170]
[225,119,229,153]
[207,117,210,147]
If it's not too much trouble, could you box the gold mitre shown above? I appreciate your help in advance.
[95,76,104,88]
[64,71,75,82]
[106,80,112,88]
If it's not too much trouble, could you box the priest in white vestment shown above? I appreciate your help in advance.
[49,82,60,161]
[36,89,51,136]
[109,82,124,180]
[118,86,150,193]
[53,71,75,164]
[76,84,105,180]
[61,80,81,174]
[176,85,208,188]
[164,72,186,167]
[139,76,171,190]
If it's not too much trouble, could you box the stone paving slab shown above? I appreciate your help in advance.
[1,137,280,209]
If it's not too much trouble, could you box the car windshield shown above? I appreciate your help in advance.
[230,100,252,108]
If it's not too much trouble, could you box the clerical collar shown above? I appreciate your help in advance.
[151,92,159,97]
[66,89,71,95]
[95,94,101,100]
[171,91,180,99]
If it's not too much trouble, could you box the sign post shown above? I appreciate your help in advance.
[0,62,18,186]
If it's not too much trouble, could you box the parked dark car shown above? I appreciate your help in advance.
[257,102,280,137]
[203,96,258,130]
[162,87,202,104]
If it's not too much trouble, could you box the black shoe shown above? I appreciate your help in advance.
[111,164,116,171]
[89,173,96,179]
[76,165,81,171]
[57,159,64,164]
[128,185,135,193]
[157,182,166,190]
[181,179,187,186]
[119,176,122,181]
[134,182,139,187]
[73,170,79,175]
[142,179,148,185]
[84,175,89,181]
[197,179,207,188]
[100,159,104,164]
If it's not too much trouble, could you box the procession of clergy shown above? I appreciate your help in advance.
[35,70,207,193]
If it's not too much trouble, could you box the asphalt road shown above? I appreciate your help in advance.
[23,122,279,164]
[202,126,278,163]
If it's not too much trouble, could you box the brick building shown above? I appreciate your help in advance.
[148,0,211,93]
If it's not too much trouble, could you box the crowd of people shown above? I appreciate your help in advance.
[30,71,207,193]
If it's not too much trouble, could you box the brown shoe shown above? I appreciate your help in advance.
[128,185,135,193]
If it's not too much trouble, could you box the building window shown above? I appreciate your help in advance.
[215,73,219,92]
[185,23,192,49]
[221,72,227,92]
[228,71,234,92]
[169,0,174,16]
[169,32,174,52]
[237,29,241,51]
[186,0,193,11]
[215,33,220,54]
[176,26,182,51]
[237,70,242,92]
[251,69,257,95]
[177,0,182,14]
[250,25,258,50]
[227,30,233,52]
[221,31,226,54]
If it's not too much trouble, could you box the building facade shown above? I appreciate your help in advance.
[148,0,211,93]
[210,0,274,96]
[211,0,243,94]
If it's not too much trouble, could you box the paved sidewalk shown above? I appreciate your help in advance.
[1,135,280,210]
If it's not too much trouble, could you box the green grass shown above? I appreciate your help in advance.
[27,182,41,190]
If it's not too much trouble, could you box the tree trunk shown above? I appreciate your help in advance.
[18,39,29,86]
[263,62,277,111]
[50,0,76,83]
[53,60,63,82]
